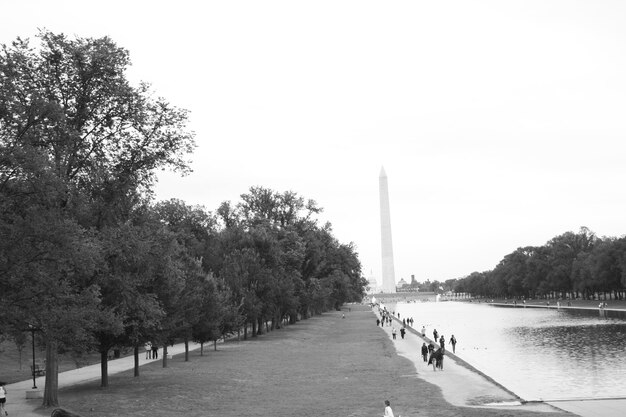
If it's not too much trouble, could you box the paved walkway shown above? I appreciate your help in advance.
[5,342,201,417]
[376,308,626,417]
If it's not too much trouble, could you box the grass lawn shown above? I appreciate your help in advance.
[0,341,102,385]
[51,305,566,417]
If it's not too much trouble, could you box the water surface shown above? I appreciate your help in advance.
[395,301,626,401]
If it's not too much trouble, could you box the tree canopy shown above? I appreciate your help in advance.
[453,227,626,300]
[1,30,365,408]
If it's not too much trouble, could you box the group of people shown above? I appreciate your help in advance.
[421,341,445,370]
[421,329,458,371]
[144,342,159,359]
[376,306,459,373]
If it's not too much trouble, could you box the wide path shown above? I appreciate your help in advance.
[378,306,626,417]
[5,342,200,417]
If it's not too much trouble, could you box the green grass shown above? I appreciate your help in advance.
[50,305,566,417]
[0,340,102,385]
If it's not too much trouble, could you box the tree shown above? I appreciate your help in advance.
[0,30,194,406]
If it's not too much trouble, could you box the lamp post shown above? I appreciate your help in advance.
[28,324,37,389]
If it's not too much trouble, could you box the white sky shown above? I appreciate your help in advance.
[3,1,626,284]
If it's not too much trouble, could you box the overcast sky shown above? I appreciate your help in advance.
[3,1,626,285]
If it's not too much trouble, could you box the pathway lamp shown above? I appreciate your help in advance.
[28,324,40,389]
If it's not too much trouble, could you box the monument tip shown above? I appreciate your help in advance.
[379,166,387,177]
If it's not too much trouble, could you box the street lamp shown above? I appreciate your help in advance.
[28,324,38,389]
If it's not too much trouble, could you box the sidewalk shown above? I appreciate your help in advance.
[376,308,626,417]
[5,342,201,417]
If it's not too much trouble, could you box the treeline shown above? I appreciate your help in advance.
[453,227,626,300]
[0,31,366,407]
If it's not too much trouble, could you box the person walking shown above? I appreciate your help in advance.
[144,341,152,359]
[151,344,159,359]
[383,400,394,417]
[392,327,397,340]
[421,342,428,362]
[439,335,445,351]
[449,335,457,353]
[433,328,438,342]
[376,318,381,327]
[400,327,406,339]
[0,382,7,416]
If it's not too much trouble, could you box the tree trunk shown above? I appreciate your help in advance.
[42,338,59,407]
[214,340,217,351]
[243,324,247,340]
[200,342,204,356]
[100,350,109,387]
[252,320,257,337]
[184,340,189,362]
[134,345,139,377]
[162,345,168,368]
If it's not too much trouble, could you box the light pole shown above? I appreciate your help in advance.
[28,324,37,389]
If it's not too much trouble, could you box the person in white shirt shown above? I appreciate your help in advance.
[383,400,394,417]
[144,341,152,359]
[0,383,7,416]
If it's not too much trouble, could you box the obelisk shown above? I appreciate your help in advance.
[379,167,396,293]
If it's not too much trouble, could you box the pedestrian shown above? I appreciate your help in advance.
[376,318,381,327]
[0,382,7,416]
[449,335,457,353]
[144,341,152,359]
[435,348,445,370]
[421,326,426,337]
[421,342,428,362]
[433,329,438,341]
[402,318,406,327]
[151,344,158,359]
[428,342,435,356]
[439,335,445,351]
[428,348,444,371]
[383,400,394,417]
[392,327,397,340]
[400,327,406,339]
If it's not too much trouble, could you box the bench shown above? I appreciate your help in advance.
[31,362,46,376]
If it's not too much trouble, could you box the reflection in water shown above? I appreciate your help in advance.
[397,302,626,401]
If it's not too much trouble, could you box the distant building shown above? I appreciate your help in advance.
[366,270,379,294]
[396,274,420,292]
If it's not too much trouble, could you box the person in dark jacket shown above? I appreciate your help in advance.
[428,348,444,371]
[421,342,428,362]
[449,335,457,353]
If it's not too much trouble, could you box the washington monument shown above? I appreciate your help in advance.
[379,167,396,293]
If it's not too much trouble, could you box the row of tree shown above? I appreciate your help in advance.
[0,31,366,407]
[452,227,626,300]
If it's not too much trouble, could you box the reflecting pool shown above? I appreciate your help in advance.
[395,301,626,401]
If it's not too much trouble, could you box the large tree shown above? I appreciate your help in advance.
[0,30,194,406]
